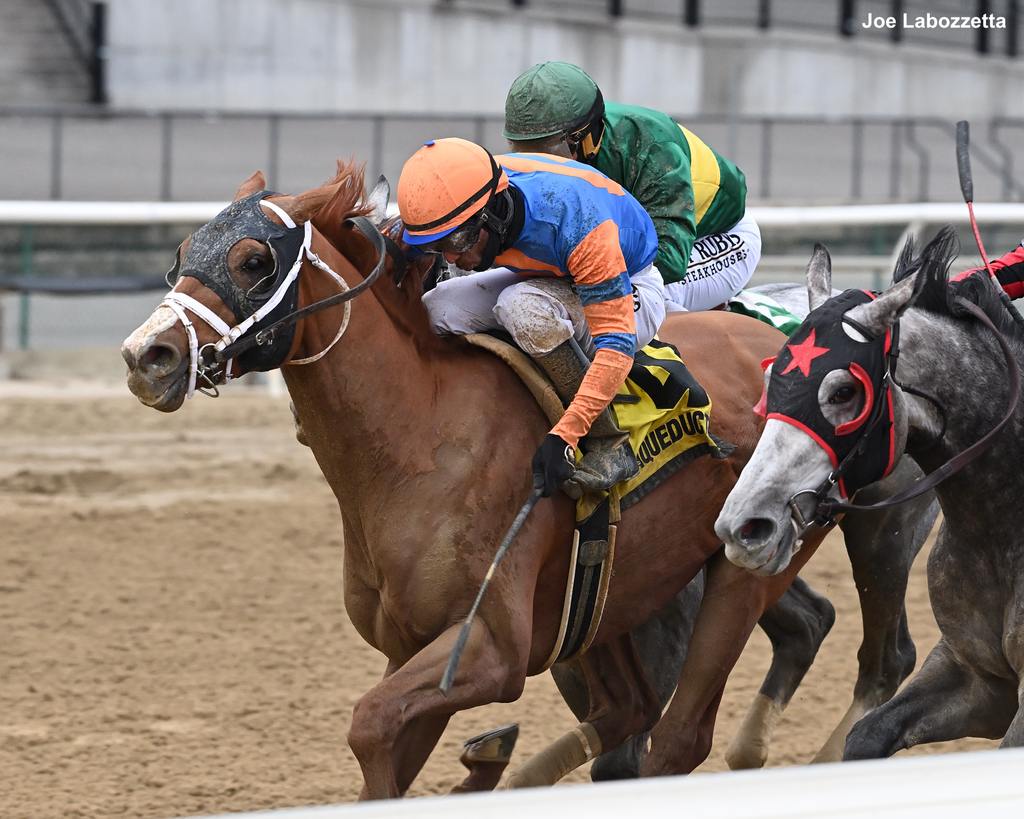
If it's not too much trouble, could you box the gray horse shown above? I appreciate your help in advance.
[540,282,938,779]
[716,227,1024,756]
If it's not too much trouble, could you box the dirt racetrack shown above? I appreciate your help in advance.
[0,370,997,818]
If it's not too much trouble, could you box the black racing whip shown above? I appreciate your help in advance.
[438,485,544,695]
[955,120,1024,329]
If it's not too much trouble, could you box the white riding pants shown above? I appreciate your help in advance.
[422,264,667,356]
[664,210,761,312]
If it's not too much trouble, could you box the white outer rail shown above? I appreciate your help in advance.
[188,748,1024,819]
[1,200,1024,227]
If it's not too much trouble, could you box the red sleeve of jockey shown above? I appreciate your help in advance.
[953,241,1024,300]
[551,219,637,448]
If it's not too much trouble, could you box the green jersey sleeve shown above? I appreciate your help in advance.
[632,139,698,285]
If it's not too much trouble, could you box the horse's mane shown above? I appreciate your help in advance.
[892,224,1024,343]
[311,160,443,349]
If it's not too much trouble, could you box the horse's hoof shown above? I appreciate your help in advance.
[460,723,519,766]
[451,724,519,793]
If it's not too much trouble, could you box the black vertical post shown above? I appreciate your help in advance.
[977,0,991,53]
[758,0,770,29]
[511,0,526,7]
[889,121,901,200]
[891,0,903,42]
[684,0,699,27]
[267,115,280,190]
[839,0,856,37]
[1007,0,1018,57]
[371,115,384,180]
[850,119,863,200]
[160,114,173,200]
[760,119,772,199]
[50,114,63,200]
[89,3,107,104]
[609,0,622,16]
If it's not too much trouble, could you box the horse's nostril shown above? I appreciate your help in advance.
[738,518,775,546]
[140,343,180,376]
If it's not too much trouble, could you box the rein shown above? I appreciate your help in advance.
[792,297,1021,531]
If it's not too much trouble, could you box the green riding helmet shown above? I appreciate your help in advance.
[503,61,606,160]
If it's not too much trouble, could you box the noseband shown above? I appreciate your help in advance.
[774,295,1020,540]
[159,194,399,399]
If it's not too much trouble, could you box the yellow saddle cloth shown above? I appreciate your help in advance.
[576,338,719,521]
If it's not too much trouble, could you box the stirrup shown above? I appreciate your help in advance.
[563,435,639,499]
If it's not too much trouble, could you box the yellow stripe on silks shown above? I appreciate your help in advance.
[679,125,721,226]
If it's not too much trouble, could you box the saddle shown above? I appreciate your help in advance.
[463,332,725,668]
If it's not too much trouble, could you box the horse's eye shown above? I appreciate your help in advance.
[243,256,265,272]
[829,385,856,405]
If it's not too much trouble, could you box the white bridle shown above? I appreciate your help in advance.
[160,198,351,398]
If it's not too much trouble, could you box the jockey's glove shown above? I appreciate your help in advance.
[532,433,576,498]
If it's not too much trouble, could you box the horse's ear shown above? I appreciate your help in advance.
[233,171,267,201]
[806,243,832,311]
[844,270,920,336]
[367,175,391,226]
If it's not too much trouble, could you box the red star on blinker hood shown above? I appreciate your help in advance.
[781,329,829,377]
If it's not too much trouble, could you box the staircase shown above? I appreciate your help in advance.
[0,0,96,106]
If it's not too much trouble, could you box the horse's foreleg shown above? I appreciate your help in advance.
[843,639,1017,760]
[506,633,664,788]
[642,552,768,777]
[549,572,704,780]
[348,619,526,799]
[814,489,937,762]
[725,577,835,770]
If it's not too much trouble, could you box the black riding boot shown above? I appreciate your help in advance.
[534,339,639,498]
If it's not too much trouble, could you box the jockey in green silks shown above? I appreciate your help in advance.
[503,61,760,314]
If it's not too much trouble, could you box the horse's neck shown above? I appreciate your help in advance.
[282,269,441,510]
[901,309,1024,530]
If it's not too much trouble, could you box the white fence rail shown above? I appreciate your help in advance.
[2,200,1024,227]
[2,201,1023,352]
[189,748,1024,819]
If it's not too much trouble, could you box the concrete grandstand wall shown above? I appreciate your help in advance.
[104,0,1024,118]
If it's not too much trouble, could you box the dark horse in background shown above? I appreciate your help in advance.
[717,228,1024,755]
[122,164,844,797]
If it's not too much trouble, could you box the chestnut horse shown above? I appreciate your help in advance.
[122,165,827,798]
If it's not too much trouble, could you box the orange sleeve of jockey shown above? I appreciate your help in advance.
[551,347,633,448]
[551,219,638,447]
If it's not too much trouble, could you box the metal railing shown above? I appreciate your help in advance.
[448,0,1020,57]
[2,107,1022,205]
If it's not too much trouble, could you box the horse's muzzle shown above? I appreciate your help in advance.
[122,338,188,412]
[717,514,796,577]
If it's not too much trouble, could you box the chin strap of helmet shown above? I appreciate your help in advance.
[472,187,522,272]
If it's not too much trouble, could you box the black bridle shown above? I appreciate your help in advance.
[787,297,1021,537]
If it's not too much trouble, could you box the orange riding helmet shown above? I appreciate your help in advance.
[397,138,509,246]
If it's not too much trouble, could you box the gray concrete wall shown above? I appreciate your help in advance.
[105,0,1023,118]
[0,0,91,105]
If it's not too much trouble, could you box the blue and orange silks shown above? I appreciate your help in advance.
[493,152,659,447]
